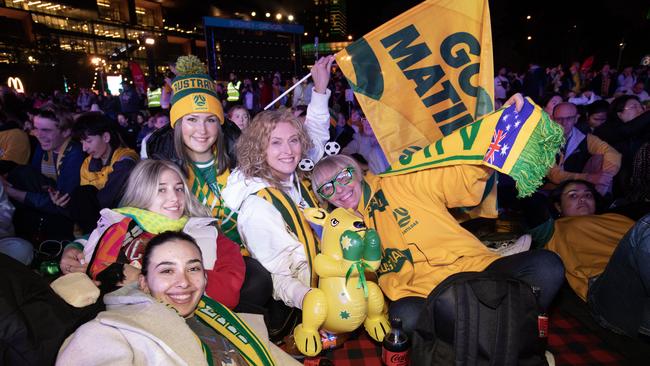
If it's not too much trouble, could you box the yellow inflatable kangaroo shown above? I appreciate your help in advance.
[293,207,390,356]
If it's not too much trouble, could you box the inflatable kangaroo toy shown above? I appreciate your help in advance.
[293,207,390,356]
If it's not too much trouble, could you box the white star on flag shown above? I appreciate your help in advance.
[506,124,511,131]
[500,144,510,156]
[502,114,509,122]
[514,120,521,128]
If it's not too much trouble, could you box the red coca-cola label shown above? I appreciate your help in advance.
[538,315,549,338]
[382,348,409,366]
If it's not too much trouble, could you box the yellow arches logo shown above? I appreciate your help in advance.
[7,77,24,93]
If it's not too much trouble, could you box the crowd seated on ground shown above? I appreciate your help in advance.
[0,57,649,365]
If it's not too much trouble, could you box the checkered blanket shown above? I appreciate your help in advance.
[304,309,625,366]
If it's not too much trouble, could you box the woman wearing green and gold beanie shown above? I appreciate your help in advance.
[166,55,334,340]
[151,55,271,320]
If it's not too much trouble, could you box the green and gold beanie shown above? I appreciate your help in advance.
[170,55,224,127]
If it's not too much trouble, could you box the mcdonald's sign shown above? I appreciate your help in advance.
[7,77,25,93]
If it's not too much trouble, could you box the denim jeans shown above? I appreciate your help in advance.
[389,249,565,335]
[588,214,650,337]
[0,237,34,266]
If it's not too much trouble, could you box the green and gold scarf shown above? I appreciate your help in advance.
[255,180,321,287]
[195,295,276,366]
[187,163,243,246]
[382,97,564,198]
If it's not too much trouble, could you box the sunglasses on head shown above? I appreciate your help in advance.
[317,167,355,199]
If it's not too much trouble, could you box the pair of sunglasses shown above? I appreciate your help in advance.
[316,167,355,199]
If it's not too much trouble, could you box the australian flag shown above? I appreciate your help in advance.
[483,99,535,168]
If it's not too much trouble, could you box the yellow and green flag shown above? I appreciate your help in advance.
[381,98,565,198]
[335,0,494,163]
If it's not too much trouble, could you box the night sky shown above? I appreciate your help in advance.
[206,0,649,71]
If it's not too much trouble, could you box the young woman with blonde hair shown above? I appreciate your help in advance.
[58,159,247,309]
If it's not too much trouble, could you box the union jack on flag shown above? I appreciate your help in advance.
[484,129,507,164]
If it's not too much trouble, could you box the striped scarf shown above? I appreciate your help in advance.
[87,208,188,281]
[255,180,320,287]
[41,138,71,181]
[187,163,242,246]
[381,97,564,198]
[195,295,276,366]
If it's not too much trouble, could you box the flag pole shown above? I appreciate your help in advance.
[263,73,311,111]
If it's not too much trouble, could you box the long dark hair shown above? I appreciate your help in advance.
[551,179,601,215]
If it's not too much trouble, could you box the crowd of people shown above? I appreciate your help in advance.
[1,54,649,365]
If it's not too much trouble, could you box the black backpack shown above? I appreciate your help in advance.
[411,272,547,366]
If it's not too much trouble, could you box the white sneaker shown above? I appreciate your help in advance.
[488,234,532,257]
[545,350,555,366]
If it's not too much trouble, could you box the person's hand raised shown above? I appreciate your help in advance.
[311,55,335,94]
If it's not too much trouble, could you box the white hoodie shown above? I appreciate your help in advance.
[222,88,331,309]
[57,284,209,366]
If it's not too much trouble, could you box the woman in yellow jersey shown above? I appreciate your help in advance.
[532,179,648,338]
[311,137,565,335]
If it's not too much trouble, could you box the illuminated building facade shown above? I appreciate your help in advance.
[204,17,304,82]
[305,0,348,41]
[0,0,204,92]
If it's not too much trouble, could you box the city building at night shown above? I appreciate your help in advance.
[203,16,303,82]
[0,0,204,93]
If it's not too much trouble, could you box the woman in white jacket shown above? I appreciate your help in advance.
[222,56,334,314]
[57,231,287,366]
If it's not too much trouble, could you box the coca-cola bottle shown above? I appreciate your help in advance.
[532,286,548,348]
[382,317,410,366]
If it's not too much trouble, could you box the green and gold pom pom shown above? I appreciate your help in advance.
[175,55,206,76]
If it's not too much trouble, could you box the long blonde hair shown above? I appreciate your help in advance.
[120,159,210,217]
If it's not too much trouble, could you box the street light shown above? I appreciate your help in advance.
[91,56,106,95]
[275,13,282,20]
[143,37,156,80]
[265,12,271,18]
[526,15,531,20]
[616,39,626,71]
[288,14,294,21]
[527,36,532,41]
[347,35,353,40]
[251,11,256,17]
